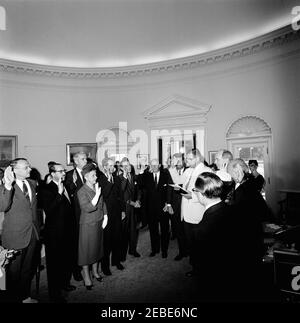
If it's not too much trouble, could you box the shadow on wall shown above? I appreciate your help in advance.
[274,159,300,224]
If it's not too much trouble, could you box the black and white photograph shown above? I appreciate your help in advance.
[1,0,300,317]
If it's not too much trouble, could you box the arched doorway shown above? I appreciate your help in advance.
[226,115,273,201]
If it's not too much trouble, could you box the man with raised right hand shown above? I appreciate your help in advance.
[0,158,40,303]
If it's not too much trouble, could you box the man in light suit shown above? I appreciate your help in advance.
[65,152,87,281]
[0,158,40,303]
[181,149,212,277]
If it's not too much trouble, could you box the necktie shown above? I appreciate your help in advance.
[63,188,71,203]
[128,174,131,183]
[154,173,158,187]
[110,175,114,184]
[22,181,30,203]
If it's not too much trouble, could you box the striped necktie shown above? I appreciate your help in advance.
[22,181,30,203]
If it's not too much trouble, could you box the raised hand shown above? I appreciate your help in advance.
[4,166,15,189]
[95,182,101,196]
[58,177,64,195]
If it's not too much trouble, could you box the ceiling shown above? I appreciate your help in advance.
[0,0,298,68]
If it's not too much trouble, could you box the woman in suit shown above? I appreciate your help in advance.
[77,163,108,289]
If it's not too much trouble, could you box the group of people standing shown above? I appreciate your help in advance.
[0,147,269,303]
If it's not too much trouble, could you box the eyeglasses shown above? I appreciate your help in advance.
[55,170,66,173]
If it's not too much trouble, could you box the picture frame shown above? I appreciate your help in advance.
[0,135,18,167]
[66,143,97,166]
[136,154,149,169]
[208,150,218,165]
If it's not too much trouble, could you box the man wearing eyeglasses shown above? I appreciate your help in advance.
[0,158,40,303]
[41,162,76,303]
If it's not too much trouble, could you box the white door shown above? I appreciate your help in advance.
[228,137,272,200]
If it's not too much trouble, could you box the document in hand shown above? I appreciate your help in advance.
[168,184,190,194]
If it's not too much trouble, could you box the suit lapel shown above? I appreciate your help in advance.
[27,180,36,207]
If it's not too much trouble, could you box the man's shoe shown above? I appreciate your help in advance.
[102,268,112,276]
[149,252,156,257]
[115,263,125,270]
[22,297,38,303]
[62,284,76,292]
[129,251,141,257]
[162,252,168,258]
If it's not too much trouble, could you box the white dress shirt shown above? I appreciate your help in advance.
[181,163,212,224]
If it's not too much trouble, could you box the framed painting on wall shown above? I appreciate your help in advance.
[0,135,18,167]
[66,143,97,166]
[208,150,218,165]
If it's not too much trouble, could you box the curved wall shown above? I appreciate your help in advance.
[1,26,300,214]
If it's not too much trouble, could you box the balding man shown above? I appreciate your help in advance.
[0,158,40,303]
[141,159,172,258]
[65,152,87,281]
[181,149,212,277]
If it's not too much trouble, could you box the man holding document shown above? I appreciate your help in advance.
[180,149,212,277]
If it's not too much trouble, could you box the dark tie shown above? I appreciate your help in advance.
[22,181,30,203]
[154,173,158,187]
[111,175,114,184]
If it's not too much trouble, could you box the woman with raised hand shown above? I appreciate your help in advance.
[77,163,108,290]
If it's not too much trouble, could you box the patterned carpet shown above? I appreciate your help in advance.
[34,227,200,303]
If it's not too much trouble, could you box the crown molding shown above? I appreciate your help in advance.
[0,25,299,79]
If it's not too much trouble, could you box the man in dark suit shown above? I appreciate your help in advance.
[192,172,238,301]
[119,158,142,260]
[98,158,124,275]
[0,158,40,303]
[141,159,172,258]
[65,152,87,281]
[227,158,269,301]
[41,163,76,303]
[167,153,188,261]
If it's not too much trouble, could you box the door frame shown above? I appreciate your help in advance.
[227,135,273,200]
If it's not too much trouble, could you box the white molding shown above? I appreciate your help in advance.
[0,25,299,79]
[143,94,211,130]
[226,115,272,138]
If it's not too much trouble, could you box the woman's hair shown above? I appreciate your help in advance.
[82,163,97,177]
[195,172,223,199]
